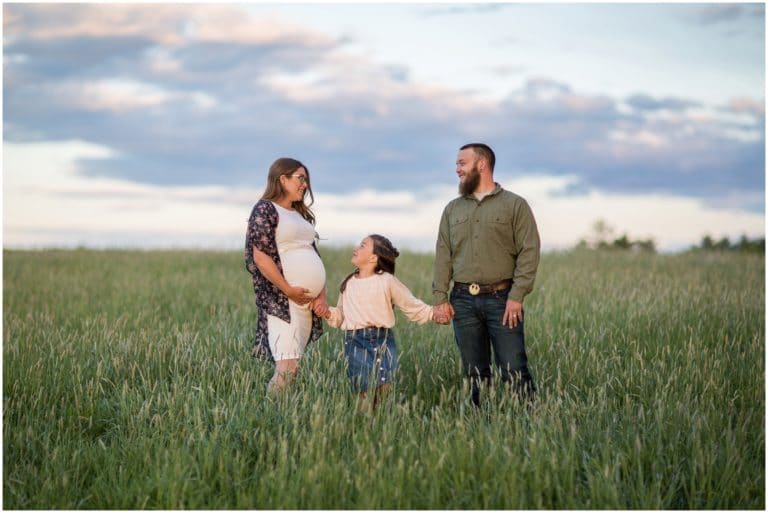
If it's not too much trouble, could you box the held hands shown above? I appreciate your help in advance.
[310,287,330,319]
[285,286,331,319]
[432,300,522,328]
[433,302,455,325]
[502,300,523,329]
[311,297,330,319]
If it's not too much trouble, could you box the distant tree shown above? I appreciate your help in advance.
[693,234,764,254]
[633,239,656,253]
[612,235,631,250]
[736,235,765,254]
[714,237,731,251]
[589,219,615,249]
[576,220,656,253]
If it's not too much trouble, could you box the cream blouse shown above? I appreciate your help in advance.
[326,272,433,330]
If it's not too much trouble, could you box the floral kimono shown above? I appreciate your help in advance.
[244,199,324,361]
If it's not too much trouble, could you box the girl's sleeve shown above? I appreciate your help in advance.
[390,276,433,325]
[326,294,344,328]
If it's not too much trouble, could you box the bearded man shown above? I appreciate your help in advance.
[432,143,540,406]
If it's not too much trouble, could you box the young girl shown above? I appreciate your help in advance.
[313,235,434,410]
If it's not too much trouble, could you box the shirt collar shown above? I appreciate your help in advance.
[463,182,502,201]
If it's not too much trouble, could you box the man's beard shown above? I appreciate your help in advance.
[459,166,481,196]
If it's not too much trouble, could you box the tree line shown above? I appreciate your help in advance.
[575,220,764,254]
[693,234,765,254]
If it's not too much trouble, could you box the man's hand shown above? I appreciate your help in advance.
[433,302,455,325]
[502,299,523,329]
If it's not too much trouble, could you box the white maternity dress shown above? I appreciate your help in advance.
[266,205,326,361]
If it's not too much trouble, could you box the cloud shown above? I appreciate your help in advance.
[3,3,764,215]
[484,81,764,207]
[625,94,701,112]
[419,3,510,18]
[52,78,215,113]
[4,140,763,253]
[720,97,766,119]
[3,3,333,46]
[690,4,764,25]
[486,64,527,77]
[2,141,255,250]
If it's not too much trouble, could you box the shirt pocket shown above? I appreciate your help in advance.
[489,214,512,237]
[488,213,516,256]
[449,214,470,251]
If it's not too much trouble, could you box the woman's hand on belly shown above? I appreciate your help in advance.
[285,285,313,305]
[281,249,326,297]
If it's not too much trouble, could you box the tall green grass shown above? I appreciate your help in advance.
[3,248,764,509]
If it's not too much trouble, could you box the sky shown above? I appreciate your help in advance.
[2,1,765,252]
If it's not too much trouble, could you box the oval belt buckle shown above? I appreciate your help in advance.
[468,283,481,295]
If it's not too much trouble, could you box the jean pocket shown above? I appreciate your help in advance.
[491,290,506,302]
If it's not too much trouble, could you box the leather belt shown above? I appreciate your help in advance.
[454,280,512,296]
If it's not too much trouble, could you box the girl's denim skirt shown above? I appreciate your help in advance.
[343,327,398,393]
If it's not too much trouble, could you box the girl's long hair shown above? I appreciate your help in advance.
[340,234,400,293]
[261,157,316,224]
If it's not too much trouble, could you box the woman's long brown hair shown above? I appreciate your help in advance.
[261,157,316,224]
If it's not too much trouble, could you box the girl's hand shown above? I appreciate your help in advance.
[286,285,313,305]
[312,298,330,318]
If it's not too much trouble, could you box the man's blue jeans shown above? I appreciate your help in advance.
[450,285,536,404]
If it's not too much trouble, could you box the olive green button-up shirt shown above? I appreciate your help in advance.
[432,183,540,305]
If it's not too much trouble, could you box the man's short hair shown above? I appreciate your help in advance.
[460,143,495,172]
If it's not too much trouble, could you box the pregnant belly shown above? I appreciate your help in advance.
[281,248,326,298]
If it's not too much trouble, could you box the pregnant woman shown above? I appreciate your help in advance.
[245,157,327,394]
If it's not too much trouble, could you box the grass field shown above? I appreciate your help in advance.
[2,248,764,509]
